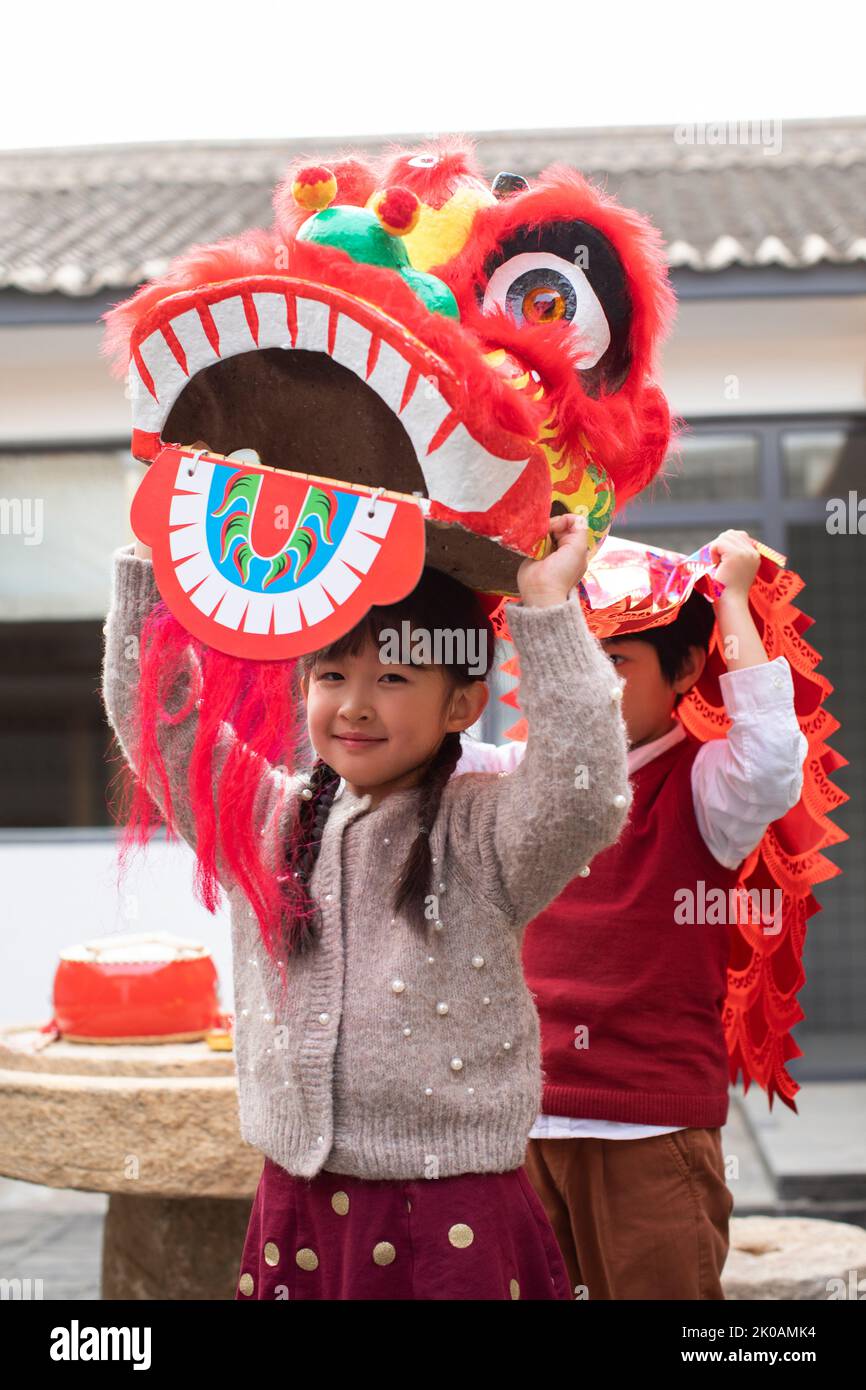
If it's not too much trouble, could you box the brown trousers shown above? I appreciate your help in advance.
[523,1127,734,1300]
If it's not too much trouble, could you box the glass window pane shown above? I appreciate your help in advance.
[782,428,866,500]
[0,620,113,828]
[632,433,761,504]
[0,450,137,621]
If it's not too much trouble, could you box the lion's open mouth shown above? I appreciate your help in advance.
[127,275,559,654]
[128,276,554,608]
[165,348,432,498]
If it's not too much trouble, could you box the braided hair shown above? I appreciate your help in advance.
[391,728,465,931]
[284,566,496,952]
[278,756,342,956]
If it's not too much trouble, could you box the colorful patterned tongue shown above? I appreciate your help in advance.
[131,445,427,660]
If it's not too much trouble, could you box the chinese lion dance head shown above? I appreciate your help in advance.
[101,135,676,936]
[104,136,676,655]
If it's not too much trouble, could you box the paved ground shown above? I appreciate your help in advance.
[740,1080,866,1223]
[0,1179,106,1300]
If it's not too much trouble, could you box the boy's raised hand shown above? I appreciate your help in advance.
[709,530,767,671]
[708,529,761,598]
[517,513,590,608]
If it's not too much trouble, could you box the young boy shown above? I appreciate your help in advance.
[455,530,808,1299]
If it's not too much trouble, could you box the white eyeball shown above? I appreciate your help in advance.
[482,252,610,369]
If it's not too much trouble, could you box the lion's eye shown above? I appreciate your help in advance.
[481,251,611,370]
[518,276,571,324]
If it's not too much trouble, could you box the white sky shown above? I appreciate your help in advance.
[3,1,864,150]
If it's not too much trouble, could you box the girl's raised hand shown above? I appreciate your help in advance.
[517,513,590,608]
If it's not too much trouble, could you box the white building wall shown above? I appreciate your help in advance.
[1,295,865,454]
[0,834,234,1029]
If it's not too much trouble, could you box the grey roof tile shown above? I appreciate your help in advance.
[2,118,865,295]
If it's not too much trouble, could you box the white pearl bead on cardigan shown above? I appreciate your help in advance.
[613,793,627,808]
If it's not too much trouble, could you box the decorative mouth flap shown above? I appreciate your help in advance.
[132,445,427,660]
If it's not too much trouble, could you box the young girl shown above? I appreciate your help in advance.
[101,512,630,1300]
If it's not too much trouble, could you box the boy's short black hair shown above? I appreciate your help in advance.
[606,589,716,707]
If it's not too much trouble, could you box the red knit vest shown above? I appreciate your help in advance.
[521,732,740,1128]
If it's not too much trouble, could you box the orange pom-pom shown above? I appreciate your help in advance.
[372,186,421,237]
[292,165,338,212]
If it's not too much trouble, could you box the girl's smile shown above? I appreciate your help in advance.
[333,734,389,751]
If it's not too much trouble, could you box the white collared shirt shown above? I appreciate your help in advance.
[455,655,808,1140]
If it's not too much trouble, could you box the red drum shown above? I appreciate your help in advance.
[53,933,221,1043]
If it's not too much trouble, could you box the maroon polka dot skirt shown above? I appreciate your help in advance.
[236,1158,572,1300]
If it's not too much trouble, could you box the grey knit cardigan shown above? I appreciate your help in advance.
[102,546,631,1180]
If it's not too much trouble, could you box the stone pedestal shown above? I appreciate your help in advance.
[0,1024,264,1300]
[102,1193,254,1300]
[724,1215,866,1300]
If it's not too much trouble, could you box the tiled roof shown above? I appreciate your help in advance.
[2,117,865,295]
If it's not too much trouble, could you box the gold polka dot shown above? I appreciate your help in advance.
[238,1272,254,1296]
[448,1222,474,1249]
[373,1241,396,1266]
[510,1278,520,1299]
[263,1241,280,1267]
[296,1247,319,1271]
[331,1190,350,1216]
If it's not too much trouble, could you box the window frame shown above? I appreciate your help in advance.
[617,412,866,556]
